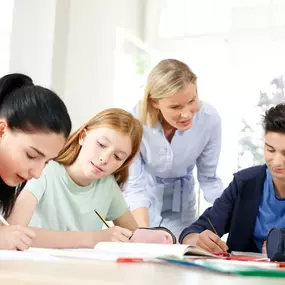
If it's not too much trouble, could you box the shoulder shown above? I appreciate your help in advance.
[198,101,221,126]
[233,165,267,182]
[42,160,64,177]
[95,175,119,190]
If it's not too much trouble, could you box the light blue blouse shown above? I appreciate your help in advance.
[124,101,223,227]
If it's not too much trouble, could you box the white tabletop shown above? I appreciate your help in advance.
[0,259,284,285]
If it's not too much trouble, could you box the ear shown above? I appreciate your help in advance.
[78,128,87,146]
[149,97,159,109]
[0,119,8,138]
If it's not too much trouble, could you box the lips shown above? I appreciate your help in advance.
[91,162,104,172]
[16,174,26,183]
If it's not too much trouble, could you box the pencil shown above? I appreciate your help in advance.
[207,218,218,235]
[0,214,9,226]
[94,210,110,228]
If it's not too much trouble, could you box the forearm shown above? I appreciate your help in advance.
[132,208,149,227]
[30,227,94,249]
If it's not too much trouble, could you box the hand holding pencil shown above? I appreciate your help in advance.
[93,210,132,244]
[0,214,36,250]
[182,218,228,253]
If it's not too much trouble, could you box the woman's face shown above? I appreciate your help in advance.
[0,120,66,186]
[152,82,199,130]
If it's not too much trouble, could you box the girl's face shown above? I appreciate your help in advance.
[0,120,66,186]
[77,127,132,181]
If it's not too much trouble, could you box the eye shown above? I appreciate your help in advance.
[114,154,123,161]
[170,106,181,110]
[26,153,37,160]
[97,141,106,148]
[267,148,275,153]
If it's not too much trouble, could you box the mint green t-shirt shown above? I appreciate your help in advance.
[25,161,128,231]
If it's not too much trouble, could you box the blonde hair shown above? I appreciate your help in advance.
[56,108,143,188]
[140,59,197,127]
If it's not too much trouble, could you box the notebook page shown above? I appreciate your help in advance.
[93,242,191,259]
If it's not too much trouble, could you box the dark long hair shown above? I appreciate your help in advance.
[0,73,72,217]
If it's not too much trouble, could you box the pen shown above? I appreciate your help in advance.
[117,257,144,263]
[207,218,218,235]
[94,210,110,228]
[0,214,9,226]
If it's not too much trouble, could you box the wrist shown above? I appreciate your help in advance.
[182,233,199,245]
[81,231,98,248]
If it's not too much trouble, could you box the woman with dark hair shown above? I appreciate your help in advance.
[0,73,72,250]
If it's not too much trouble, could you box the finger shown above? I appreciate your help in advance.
[206,231,228,252]
[117,227,133,239]
[196,239,215,253]
[21,227,36,238]
[201,234,224,253]
[15,240,30,251]
[20,234,33,248]
[115,232,131,243]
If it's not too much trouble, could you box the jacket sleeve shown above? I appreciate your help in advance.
[179,174,239,243]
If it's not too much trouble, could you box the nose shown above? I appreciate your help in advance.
[29,162,45,179]
[99,150,111,164]
[272,153,284,167]
[181,105,193,119]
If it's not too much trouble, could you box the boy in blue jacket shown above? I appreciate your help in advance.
[180,103,285,253]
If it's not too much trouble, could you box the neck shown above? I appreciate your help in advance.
[272,176,285,199]
[161,120,176,142]
[65,161,91,187]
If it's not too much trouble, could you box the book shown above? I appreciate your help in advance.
[159,257,285,278]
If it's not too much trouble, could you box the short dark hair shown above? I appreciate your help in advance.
[263,103,285,134]
[0,73,72,217]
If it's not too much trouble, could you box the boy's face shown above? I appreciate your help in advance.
[264,132,285,180]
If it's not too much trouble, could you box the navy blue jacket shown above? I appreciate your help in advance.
[179,165,267,252]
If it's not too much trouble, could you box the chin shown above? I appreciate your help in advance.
[1,176,17,187]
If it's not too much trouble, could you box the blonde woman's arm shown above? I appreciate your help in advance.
[123,154,151,227]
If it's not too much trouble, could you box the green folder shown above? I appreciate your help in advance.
[159,257,285,278]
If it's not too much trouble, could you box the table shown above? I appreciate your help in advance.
[0,259,284,285]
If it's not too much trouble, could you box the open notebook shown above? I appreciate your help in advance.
[44,242,221,261]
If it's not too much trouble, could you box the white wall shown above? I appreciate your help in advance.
[9,0,58,87]
[63,0,146,129]
[9,0,146,129]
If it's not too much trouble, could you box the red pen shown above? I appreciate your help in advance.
[116,257,144,263]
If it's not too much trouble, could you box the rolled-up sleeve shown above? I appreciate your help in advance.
[197,114,223,203]
[123,153,151,211]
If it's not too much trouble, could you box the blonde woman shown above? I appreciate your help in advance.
[124,59,224,238]
[8,109,143,248]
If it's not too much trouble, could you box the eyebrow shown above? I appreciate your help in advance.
[29,146,46,158]
[100,136,128,156]
[265,143,274,148]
